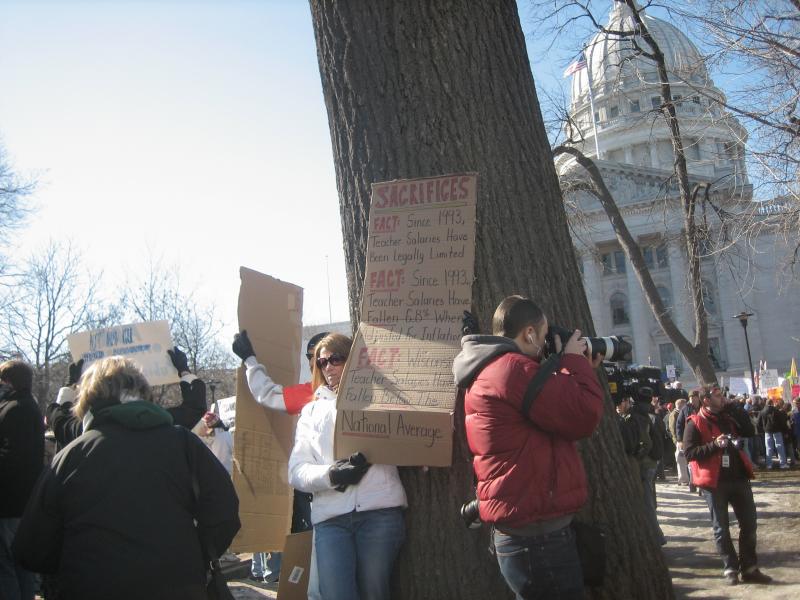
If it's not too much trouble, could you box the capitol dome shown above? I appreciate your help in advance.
[558,0,746,181]
[571,1,709,105]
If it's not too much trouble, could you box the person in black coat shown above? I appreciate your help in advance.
[0,360,44,600]
[13,356,240,600]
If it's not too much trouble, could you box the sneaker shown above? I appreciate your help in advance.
[741,569,772,584]
[779,464,790,470]
[725,572,739,586]
[263,573,280,584]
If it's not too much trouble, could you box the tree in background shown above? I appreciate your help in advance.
[535,0,786,384]
[670,0,800,256]
[309,0,672,598]
[0,141,35,279]
[119,254,236,402]
[0,240,114,406]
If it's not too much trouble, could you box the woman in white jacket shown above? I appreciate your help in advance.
[288,333,407,600]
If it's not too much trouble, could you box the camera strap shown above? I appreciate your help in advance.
[521,354,561,418]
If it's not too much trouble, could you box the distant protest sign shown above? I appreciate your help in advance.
[335,174,477,467]
[728,377,751,396]
[67,320,178,386]
[215,396,236,428]
[760,369,780,392]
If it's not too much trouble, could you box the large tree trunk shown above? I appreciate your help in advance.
[309,1,674,598]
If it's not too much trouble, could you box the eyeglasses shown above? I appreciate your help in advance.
[316,354,346,369]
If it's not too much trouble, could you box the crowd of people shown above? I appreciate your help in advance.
[1,295,797,599]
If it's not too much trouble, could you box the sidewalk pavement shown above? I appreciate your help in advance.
[660,467,800,599]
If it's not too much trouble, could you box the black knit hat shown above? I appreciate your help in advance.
[635,386,655,403]
[307,331,330,356]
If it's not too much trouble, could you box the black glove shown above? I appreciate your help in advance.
[232,330,255,361]
[167,347,190,374]
[329,452,371,491]
[462,311,480,335]
[67,359,84,386]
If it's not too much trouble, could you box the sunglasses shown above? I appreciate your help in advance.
[316,354,346,369]
[305,353,314,361]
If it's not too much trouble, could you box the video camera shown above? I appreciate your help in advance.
[605,365,664,404]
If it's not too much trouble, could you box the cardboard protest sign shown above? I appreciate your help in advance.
[335,174,477,467]
[215,396,236,428]
[728,377,751,396]
[276,531,313,600]
[230,267,303,553]
[760,369,780,392]
[67,320,178,386]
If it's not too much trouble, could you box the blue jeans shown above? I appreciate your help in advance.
[314,507,405,600]
[493,525,584,600]
[0,518,37,600]
[764,432,787,467]
[251,551,280,580]
[702,480,758,574]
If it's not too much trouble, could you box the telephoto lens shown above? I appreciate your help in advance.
[545,325,632,362]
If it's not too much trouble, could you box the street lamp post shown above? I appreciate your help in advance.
[734,312,757,394]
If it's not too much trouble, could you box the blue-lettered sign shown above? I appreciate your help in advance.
[67,320,179,386]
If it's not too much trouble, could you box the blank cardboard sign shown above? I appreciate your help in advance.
[231,267,303,553]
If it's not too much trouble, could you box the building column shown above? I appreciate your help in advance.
[667,238,692,346]
[716,264,746,375]
[582,253,605,333]
[624,146,633,165]
[625,260,652,365]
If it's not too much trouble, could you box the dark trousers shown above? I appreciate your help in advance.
[702,479,758,575]
[493,525,584,600]
[291,490,313,533]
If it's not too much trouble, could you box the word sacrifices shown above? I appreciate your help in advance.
[335,174,477,466]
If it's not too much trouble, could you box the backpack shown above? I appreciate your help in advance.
[633,414,653,460]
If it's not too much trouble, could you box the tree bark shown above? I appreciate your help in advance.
[309,1,674,598]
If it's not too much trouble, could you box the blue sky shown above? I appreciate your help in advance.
[0,0,681,334]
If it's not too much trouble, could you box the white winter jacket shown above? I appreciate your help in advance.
[288,385,407,525]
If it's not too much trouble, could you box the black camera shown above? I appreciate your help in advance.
[605,365,664,404]
[545,325,632,363]
[724,434,744,450]
[460,498,481,529]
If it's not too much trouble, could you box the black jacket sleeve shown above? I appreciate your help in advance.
[649,418,665,461]
[683,418,719,463]
[46,402,84,447]
[168,379,207,430]
[186,431,240,557]
[12,466,64,574]
[675,406,688,441]
[617,415,637,455]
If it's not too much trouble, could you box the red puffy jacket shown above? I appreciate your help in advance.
[464,353,604,528]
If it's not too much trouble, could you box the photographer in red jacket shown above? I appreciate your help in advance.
[684,384,771,586]
[453,296,604,599]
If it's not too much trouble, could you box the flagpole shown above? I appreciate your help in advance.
[584,44,602,159]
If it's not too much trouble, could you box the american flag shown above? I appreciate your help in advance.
[563,59,587,78]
